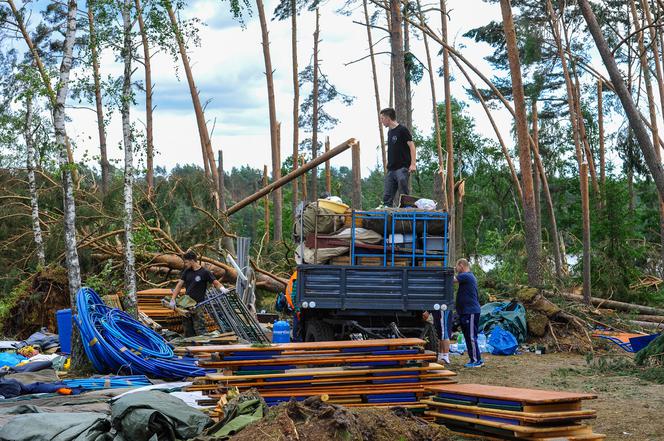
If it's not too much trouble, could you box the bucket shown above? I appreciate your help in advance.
[56,309,72,354]
[272,320,291,343]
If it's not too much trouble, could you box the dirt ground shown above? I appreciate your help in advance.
[447,352,664,441]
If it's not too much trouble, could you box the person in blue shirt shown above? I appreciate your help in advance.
[455,258,483,368]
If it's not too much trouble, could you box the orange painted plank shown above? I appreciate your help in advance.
[427,384,597,403]
[183,338,425,354]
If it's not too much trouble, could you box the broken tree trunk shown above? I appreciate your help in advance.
[325,137,331,194]
[291,0,300,212]
[420,4,446,210]
[389,0,407,123]
[226,138,357,216]
[578,0,664,199]
[87,0,110,195]
[165,0,219,201]
[557,291,664,316]
[363,0,386,172]
[501,0,541,286]
[135,0,154,197]
[311,8,321,201]
[256,0,282,242]
[441,0,455,262]
[263,165,270,244]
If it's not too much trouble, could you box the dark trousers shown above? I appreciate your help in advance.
[183,309,207,337]
[460,313,481,363]
[383,167,410,206]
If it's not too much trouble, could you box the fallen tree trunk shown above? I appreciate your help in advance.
[556,292,664,316]
[626,320,664,331]
[631,315,664,323]
[94,252,286,292]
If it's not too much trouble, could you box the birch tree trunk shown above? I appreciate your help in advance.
[257,0,282,241]
[24,97,46,267]
[311,8,320,201]
[291,0,300,212]
[121,0,137,316]
[363,0,387,172]
[578,0,664,199]
[87,1,110,195]
[500,0,541,285]
[441,0,455,261]
[7,0,77,183]
[136,0,154,197]
[165,1,219,203]
[389,0,407,123]
[581,162,591,303]
[217,149,235,254]
[55,0,84,369]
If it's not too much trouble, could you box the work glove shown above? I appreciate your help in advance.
[169,299,176,309]
[220,287,230,295]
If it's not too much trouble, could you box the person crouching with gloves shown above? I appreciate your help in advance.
[170,250,229,336]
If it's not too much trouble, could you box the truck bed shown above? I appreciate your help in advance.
[296,265,454,312]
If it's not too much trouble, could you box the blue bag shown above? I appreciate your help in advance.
[488,326,518,356]
[0,352,28,368]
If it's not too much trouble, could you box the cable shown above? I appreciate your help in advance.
[74,287,212,379]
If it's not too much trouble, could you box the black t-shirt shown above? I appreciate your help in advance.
[180,267,216,302]
[387,124,413,171]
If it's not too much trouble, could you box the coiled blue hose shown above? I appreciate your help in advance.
[74,287,211,379]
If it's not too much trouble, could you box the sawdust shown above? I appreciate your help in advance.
[230,396,454,441]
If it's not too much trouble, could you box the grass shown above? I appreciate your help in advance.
[549,353,664,385]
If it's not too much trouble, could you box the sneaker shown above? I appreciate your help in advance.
[437,356,450,365]
[464,361,484,368]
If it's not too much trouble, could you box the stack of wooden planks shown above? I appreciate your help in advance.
[183,338,456,409]
[136,288,216,333]
[423,384,604,440]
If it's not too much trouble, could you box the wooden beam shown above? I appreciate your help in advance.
[226,138,357,216]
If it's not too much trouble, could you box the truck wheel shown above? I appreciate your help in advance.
[305,320,334,342]
[422,322,440,354]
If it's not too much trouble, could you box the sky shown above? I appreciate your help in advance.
[63,0,518,177]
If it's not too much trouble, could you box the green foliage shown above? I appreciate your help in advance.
[84,260,123,296]
[635,334,664,366]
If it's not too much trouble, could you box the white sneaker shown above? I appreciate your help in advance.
[437,355,450,364]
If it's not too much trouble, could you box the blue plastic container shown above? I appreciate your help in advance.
[56,308,72,354]
[272,320,291,343]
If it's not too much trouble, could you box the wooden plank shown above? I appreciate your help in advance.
[421,399,596,423]
[206,363,452,381]
[426,411,594,436]
[199,352,436,368]
[183,338,425,354]
[427,384,597,404]
[210,374,455,388]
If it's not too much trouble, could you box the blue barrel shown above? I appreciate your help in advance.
[272,320,291,343]
[56,309,72,354]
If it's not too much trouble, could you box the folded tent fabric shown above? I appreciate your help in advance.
[111,390,210,441]
[0,412,112,441]
[479,301,528,344]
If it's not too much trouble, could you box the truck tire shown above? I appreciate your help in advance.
[305,320,334,342]
[421,322,440,354]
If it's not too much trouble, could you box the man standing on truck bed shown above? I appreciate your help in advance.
[455,258,483,368]
[170,251,228,336]
[380,108,417,207]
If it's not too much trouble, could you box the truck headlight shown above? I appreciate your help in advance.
[434,304,441,310]
[302,301,309,308]
[309,301,316,308]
